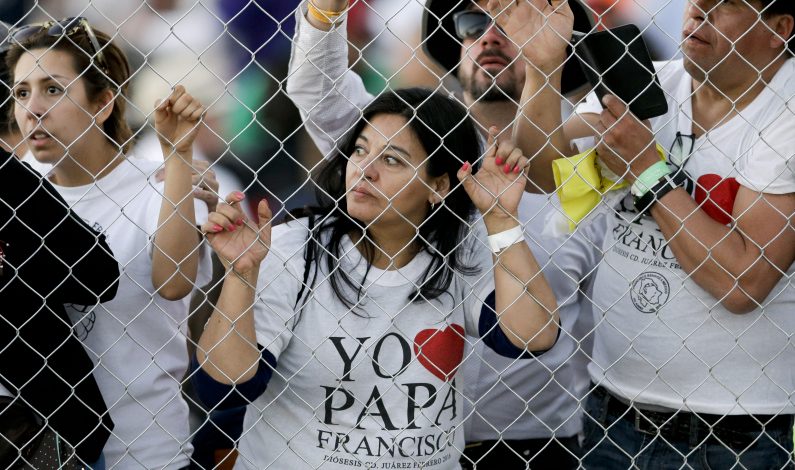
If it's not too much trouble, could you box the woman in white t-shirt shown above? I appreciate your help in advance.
[6,19,210,469]
[193,88,560,469]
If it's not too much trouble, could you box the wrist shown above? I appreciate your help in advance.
[230,266,259,284]
[486,225,524,255]
[625,146,664,184]
[524,62,564,85]
[484,214,520,234]
[306,1,346,29]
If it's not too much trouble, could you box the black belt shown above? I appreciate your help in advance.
[591,384,793,445]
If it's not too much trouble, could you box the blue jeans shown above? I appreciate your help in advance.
[581,388,794,470]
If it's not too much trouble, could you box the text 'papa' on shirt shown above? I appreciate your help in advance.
[236,218,503,469]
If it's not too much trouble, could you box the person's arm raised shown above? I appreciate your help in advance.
[596,95,795,314]
[286,0,374,157]
[196,193,272,383]
[458,128,559,351]
[489,0,596,193]
[151,85,205,300]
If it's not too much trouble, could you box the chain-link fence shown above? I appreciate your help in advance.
[1,0,794,468]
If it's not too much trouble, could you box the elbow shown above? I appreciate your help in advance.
[718,272,778,315]
[155,280,194,301]
[525,323,559,352]
[721,291,764,315]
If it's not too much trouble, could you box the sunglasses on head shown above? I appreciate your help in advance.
[452,10,503,41]
[6,17,108,73]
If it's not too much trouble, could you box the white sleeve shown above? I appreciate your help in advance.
[252,222,309,360]
[737,109,795,195]
[286,4,376,158]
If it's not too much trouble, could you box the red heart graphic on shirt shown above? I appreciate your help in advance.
[413,325,465,382]
[694,174,740,226]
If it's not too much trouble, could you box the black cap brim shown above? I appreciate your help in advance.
[421,0,594,96]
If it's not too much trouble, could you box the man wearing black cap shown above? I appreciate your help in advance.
[0,21,117,468]
[285,1,598,468]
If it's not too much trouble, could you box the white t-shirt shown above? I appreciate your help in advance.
[235,219,512,469]
[51,158,211,469]
[577,59,795,414]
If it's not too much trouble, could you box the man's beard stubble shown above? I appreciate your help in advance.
[459,50,522,103]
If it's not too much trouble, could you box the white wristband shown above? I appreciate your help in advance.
[487,225,524,254]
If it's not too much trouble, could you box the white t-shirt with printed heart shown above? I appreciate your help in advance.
[235,218,499,470]
[577,58,795,414]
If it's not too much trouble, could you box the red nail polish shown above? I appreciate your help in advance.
[513,165,521,174]
[227,224,236,231]
[462,162,470,171]
[236,218,244,226]
[213,224,223,232]
[495,157,503,165]
[503,163,511,173]
[234,191,244,199]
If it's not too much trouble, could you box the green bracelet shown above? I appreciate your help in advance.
[630,161,671,198]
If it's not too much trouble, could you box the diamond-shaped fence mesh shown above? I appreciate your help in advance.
[0,0,793,468]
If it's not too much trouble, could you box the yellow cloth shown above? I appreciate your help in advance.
[552,145,665,231]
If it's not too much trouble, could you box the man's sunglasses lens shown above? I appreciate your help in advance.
[453,11,489,40]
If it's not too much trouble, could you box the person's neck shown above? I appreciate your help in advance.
[466,97,518,143]
[691,56,789,135]
[352,223,420,270]
[50,142,124,187]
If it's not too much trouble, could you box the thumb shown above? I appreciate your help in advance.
[456,161,477,195]
[601,94,627,118]
[257,198,272,229]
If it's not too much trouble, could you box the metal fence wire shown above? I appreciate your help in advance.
[0,0,794,468]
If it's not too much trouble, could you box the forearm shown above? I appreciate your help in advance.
[515,66,572,193]
[486,217,559,350]
[652,190,787,313]
[197,269,261,383]
[152,149,200,299]
[286,9,373,157]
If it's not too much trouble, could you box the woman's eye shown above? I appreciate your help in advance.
[46,86,62,95]
[352,145,367,158]
[383,155,402,167]
[13,89,29,99]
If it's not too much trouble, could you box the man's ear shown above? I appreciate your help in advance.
[429,174,451,205]
[769,14,794,51]
[93,88,115,126]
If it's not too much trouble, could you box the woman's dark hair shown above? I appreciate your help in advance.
[0,21,13,135]
[295,87,481,310]
[4,23,134,152]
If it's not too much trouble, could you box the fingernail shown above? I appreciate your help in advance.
[495,157,503,165]
[236,218,244,226]
[462,162,470,171]
[227,224,236,232]
[513,165,521,174]
[233,191,244,199]
[503,163,511,173]
[212,224,223,232]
